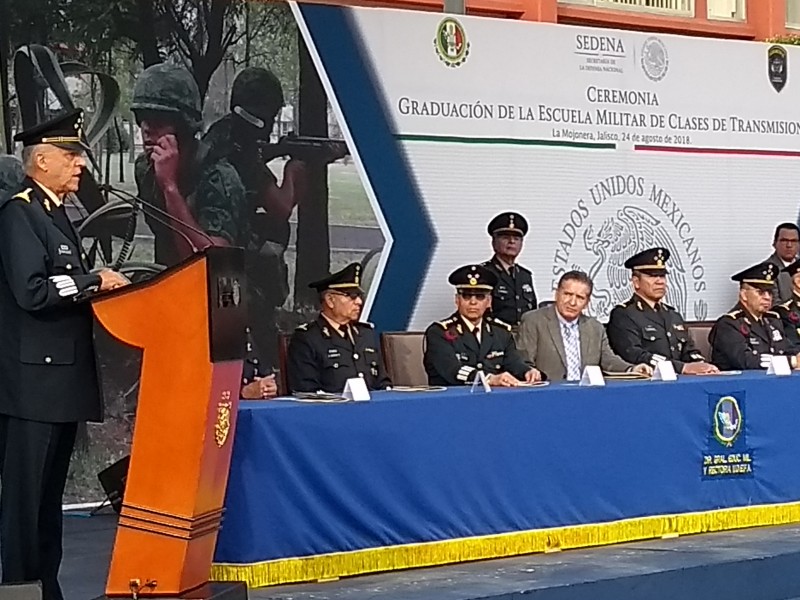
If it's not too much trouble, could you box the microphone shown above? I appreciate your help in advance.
[97,183,218,253]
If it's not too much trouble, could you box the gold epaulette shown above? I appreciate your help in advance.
[489,317,512,331]
[12,188,32,203]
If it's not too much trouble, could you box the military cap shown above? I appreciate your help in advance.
[13,108,89,153]
[783,259,800,277]
[625,247,670,275]
[309,263,363,293]
[731,261,779,288]
[487,212,528,237]
[449,264,498,292]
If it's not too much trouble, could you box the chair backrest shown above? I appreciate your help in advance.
[686,321,714,361]
[277,333,292,395]
[381,331,427,386]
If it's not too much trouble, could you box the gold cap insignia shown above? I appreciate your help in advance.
[214,393,232,448]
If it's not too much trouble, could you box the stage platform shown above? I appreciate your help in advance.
[38,511,800,600]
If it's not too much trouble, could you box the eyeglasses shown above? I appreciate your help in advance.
[329,290,364,300]
[459,292,490,300]
[778,238,800,245]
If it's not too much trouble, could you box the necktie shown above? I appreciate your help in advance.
[564,323,582,381]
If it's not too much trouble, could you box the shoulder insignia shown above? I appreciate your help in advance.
[437,317,457,329]
[295,323,310,331]
[766,310,780,318]
[724,309,742,319]
[12,188,32,203]
[489,317,513,331]
[781,299,793,309]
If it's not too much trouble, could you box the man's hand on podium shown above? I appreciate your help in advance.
[98,269,131,291]
[241,374,278,400]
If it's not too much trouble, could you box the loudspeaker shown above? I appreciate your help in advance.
[97,455,130,515]
[0,582,42,600]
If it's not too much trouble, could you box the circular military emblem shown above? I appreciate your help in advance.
[434,18,470,68]
[714,396,742,446]
[641,37,668,82]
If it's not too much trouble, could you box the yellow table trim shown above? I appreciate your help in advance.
[211,501,800,587]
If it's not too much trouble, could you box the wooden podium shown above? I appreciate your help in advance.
[91,247,248,599]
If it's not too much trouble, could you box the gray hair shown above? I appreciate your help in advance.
[557,270,594,294]
[21,144,42,173]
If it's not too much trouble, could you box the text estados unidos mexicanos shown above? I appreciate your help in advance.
[396,92,800,135]
[703,453,753,477]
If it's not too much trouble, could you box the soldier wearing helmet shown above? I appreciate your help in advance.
[131,63,247,266]
[203,67,305,369]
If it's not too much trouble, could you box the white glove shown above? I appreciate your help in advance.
[760,354,772,368]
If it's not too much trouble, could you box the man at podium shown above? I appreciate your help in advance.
[0,109,128,600]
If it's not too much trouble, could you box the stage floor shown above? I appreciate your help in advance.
[26,511,800,599]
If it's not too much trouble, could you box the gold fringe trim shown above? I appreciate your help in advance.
[211,501,800,588]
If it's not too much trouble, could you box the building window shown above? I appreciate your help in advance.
[558,0,694,17]
[707,0,745,21]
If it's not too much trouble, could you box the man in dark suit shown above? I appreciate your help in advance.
[606,247,718,375]
[0,109,128,600]
[710,261,800,370]
[287,263,391,393]
[764,222,800,303]
[482,212,537,328]
[424,264,541,386]
[517,270,651,381]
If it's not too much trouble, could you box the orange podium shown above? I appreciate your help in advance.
[91,247,248,599]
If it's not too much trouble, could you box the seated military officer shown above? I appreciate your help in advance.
[287,263,391,393]
[709,262,800,370]
[482,212,537,328]
[240,326,278,399]
[424,264,542,387]
[606,247,718,375]
[772,259,800,352]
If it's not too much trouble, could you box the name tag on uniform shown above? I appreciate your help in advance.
[365,347,376,354]
[486,350,505,359]
[673,324,685,331]
[457,353,469,361]
[327,349,341,359]
[749,337,759,345]
[58,244,72,256]
[772,329,783,342]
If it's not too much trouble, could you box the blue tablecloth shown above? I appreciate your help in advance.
[212,373,800,586]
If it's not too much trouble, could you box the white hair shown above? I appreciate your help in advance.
[21,144,46,174]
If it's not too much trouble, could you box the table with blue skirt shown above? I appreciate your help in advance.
[211,372,800,587]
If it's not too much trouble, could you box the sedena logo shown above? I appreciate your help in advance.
[434,17,470,68]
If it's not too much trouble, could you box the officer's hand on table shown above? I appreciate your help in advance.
[487,372,521,387]
[241,374,278,400]
[682,361,720,375]
[631,363,653,377]
[98,269,131,291]
[524,368,543,383]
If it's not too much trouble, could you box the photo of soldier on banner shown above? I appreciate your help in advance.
[0,0,382,502]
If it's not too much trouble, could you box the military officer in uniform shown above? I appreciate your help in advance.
[0,109,129,600]
[607,247,718,374]
[772,259,800,352]
[287,263,391,393]
[482,212,537,328]
[240,326,278,399]
[424,264,542,387]
[709,262,800,371]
